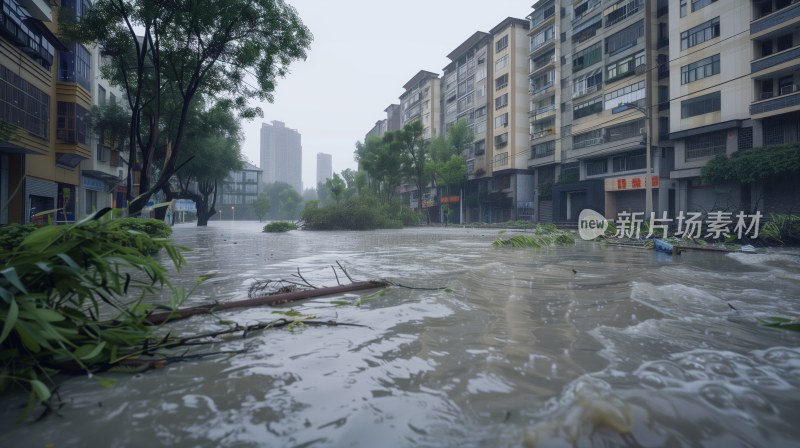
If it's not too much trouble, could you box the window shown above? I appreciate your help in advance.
[681,91,721,118]
[530,25,555,51]
[532,141,556,159]
[691,0,717,13]
[98,85,106,106]
[680,17,719,50]
[777,34,793,52]
[685,131,726,160]
[574,129,604,149]
[605,0,643,27]
[574,96,603,119]
[680,0,687,17]
[495,93,508,109]
[738,127,753,150]
[495,133,509,148]
[530,70,554,92]
[59,44,92,91]
[495,55,509,71]
[604,80,646,110]
[56,102,89,145]
[474,140,486,155]
[607,118,645,142]
[84,189,97,214]
[605,20,644,56]
[585,159,607,176]
[612,151,646,172]
[573,43,602,73]
[573,70,603,97]
[606,51,645,82]
[572,14,603,43]
[494,152,509,167]
[681,54,720,84]
[495,113,509,128]
[496,35,508,52]
[0,64,50,139]
[495,74,508,91]
[778,75,795,95]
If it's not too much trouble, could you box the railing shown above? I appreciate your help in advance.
[531,128,555,140]
[531,82,553,94]
[530,104,556,116]
[572,83,599,99]
[573,136,604,149]
[530,55,556,73]
[751,90,800,115]
[530,36,555,53]
[751,45,800,73]
[751,1,800,34]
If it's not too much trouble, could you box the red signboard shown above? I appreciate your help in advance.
[440,196,460,204]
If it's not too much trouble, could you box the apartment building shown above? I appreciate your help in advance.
[217,161,263,220]
[78,46,128,217]
[668,0,753,214]
[0,0,91,224]
[542,0,672,222]
[400,70,440,140]
[444,17,531,223]
[746,0,800,212]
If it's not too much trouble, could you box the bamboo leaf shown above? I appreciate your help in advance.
[0,298,18,344]
[74,342,106,360]
[0,268,27,294]
[29,379,51,402]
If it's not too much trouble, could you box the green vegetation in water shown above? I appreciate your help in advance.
[760,316,800,332]
[263,221,297,233]
[760,213,800,245]
[0,208,187,419]
[301,195,421,230]
[493,225,576,248]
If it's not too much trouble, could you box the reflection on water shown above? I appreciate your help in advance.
[2,221,800,447]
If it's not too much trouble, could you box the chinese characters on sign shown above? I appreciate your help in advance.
[612,211,763,239]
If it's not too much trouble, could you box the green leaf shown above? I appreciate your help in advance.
[0,298,18,344]
[74,342,106,360]
[93,375,116,389]
[33,308,66,323]
[29,379,51,402]
[0,268,27,294]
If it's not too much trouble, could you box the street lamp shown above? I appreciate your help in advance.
[618,102,653,217]
[231,206,235,223]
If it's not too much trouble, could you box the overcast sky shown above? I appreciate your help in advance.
[240,0,532,191]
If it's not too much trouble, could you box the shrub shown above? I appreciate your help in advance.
[0,224,37,251]
[264,221,297,233]
[301,195,419,230]
[106,217,172,253]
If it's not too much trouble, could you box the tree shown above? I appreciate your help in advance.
[168,102,243,226]
[394,122,428,218]
[316,181,332,206]
[265,182,302,219]
[447,119,474,156]
[326,174,346,204]
[253,192,271,222]
[429,120,471,224]
[72,0,312,216]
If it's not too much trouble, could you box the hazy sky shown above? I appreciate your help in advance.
[240,0,532,191]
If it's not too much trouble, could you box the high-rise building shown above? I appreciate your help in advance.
[444,18,531,223]
[316,152,332,186]
[260,120,302,193]
[542,0,671,222]
[400,70,441,140]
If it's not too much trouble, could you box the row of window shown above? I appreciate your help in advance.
[680,54,720,85]
[680,0,717,17]
[0,63,49,139]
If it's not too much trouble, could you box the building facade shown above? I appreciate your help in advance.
[260,120,302,193]
[217,161,263,220]
[400,70,441,140]
[316,152,332,186]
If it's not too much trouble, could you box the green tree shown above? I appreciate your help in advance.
[316,181,332,206]
[326,173,346,204]
[71,0,312,216]
[278,188,303,219]
[447,119,474,156]
[355,135,403,203]
[167,102,243,226]
[393,122,428,218]
[253,192,271,222]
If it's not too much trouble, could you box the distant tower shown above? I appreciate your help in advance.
[259,121,302,192]
[316,153,332,186]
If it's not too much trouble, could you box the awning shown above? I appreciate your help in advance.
[669,120,742,141]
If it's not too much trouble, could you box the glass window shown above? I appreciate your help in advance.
[681,91,721,118]
[585,159,607,176]
[691,0,717,13]
[680,54,720,84]
[0,64,50,139]
[495,35,508,52]
[685,131,726,160]
[495,93,508,110]
[680,17,719,50]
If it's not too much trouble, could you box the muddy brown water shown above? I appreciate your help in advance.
[2,222,800,447]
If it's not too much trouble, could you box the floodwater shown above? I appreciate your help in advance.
[3,221,800,447]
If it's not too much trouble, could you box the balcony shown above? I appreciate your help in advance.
[530,36,556,55]
[529,103,556,118]
[751,2,800,35]
[751,45,800,73]
[530,128,555,141]
[530,54,556,75]
[529,4,555,30]
[569,134,643,160]
[750,89,800,117]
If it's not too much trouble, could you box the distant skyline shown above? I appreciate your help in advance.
[240,0,532,191]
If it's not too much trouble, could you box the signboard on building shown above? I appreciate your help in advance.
[604,175,660,192]
[175,199,197,212]
[440,196,460,204]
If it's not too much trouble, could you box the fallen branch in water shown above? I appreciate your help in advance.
[146,280,389,325]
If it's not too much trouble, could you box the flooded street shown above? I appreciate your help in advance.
[3,221,800,447]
